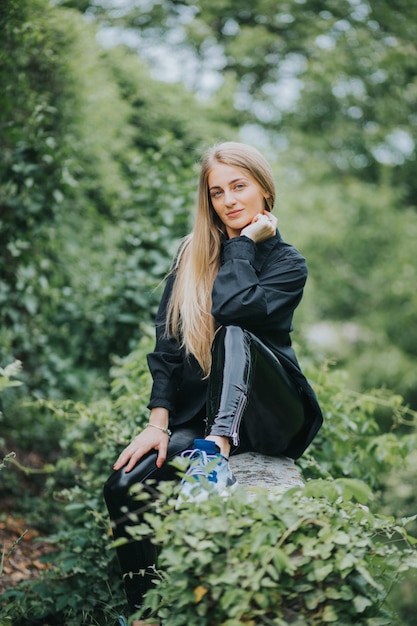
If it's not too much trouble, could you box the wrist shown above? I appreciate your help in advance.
[146,423,172,437]
[149,407,169,428]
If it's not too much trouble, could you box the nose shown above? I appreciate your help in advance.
[224,190,236,206]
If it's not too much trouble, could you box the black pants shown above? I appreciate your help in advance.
[104,325,305,612]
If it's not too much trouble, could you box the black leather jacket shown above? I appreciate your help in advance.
[147,230,323,458]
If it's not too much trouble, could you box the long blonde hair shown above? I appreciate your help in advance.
[166,141,276,376]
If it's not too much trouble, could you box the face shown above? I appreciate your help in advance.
[208,162,269,238]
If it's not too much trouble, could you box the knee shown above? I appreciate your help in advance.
[103,469,131,507]
[213,325,251,359]
[213,325,248,349]
[218,324,245,338]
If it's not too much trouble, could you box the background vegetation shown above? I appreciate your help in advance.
[1,0,417,624]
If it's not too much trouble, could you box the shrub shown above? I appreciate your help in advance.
[133,478,417,625]
[2,350,416,625]
[297,364,417,489]
[0,340,153,626]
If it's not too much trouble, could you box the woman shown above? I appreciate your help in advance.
[104,141,323,626]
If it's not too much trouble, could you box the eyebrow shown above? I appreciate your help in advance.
[209,177,248,191]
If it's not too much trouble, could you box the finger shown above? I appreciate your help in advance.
[124,449,144,473]
[264,213,276,228]
[155,441,168,469]
[113,451,129,470]
[113,441,142,471]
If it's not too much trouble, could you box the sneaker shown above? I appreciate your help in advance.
[178,439,238,502]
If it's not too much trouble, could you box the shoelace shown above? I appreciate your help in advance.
[181,449,218,478]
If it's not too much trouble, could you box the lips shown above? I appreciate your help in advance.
[226,209,243,218]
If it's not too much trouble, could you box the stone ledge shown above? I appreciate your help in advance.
[229,451,304,491]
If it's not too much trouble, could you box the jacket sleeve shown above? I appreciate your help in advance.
[211,235,307,333]
[146,271,184,412]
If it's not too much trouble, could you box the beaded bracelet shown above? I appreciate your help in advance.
[146,423,172,437]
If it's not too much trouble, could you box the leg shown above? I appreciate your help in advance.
[104,416,204,613]
[206,325,305,457]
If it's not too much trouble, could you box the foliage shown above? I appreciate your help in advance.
[0,452,16,472]
[279,172,417,408]
[81,0,417,197]
[381,452,417,623]
[0,0,232,399]
[0,0,75,393]
[2,1,417,624]
[2,0,416,408]
[0,0,111,395]
[68,0,417,410]
[0,361,23,394]
[131,479,417,625]
[0,361,21,466]
[2,344,416,625]
[0,337,154,625]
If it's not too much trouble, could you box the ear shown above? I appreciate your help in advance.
[264,195,272,211]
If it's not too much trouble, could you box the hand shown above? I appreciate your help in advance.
[113,428,169,473]
[240,211,277,243]
[113,409,170,472]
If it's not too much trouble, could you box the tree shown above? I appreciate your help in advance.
[70,1,417,200]
[0,0,81,393]
[90,0,417,404]
[0,0,241,397]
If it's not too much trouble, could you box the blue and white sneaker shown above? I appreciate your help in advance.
[178,439,238,503]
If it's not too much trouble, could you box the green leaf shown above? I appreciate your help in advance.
[353,595,373,613]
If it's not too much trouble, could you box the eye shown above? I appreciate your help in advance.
[211,190,223,199]
[234,183,246,191]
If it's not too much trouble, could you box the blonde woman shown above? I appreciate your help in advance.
[104,142,323,626]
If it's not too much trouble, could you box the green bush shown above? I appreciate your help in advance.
[0,0,224,400]
[133,478,417,625]
[0,338,154,626]
[297,364,417,488]
[2,346,417,626]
